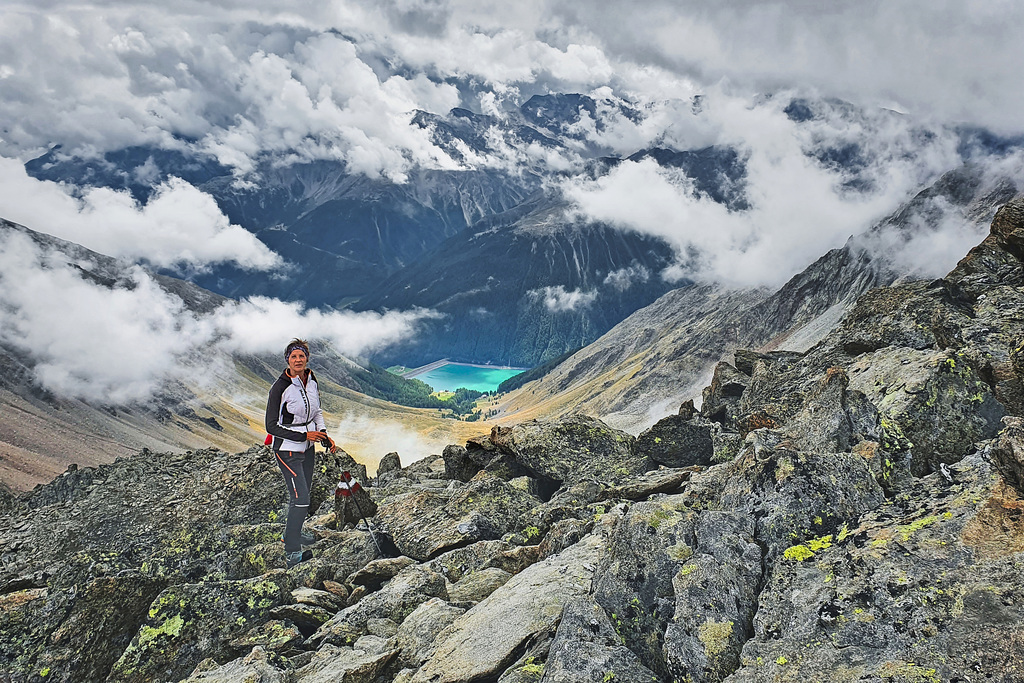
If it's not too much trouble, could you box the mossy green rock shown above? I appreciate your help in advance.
[543,595,659,683]
[728,450,1024,682]
[36,573,168,683]
[108,570,294,683]
[591,500,700,678]
[847,347,1005,475]
[491,414,645,486]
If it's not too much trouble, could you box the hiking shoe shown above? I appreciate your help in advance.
[279,532,317,547]
[286,549,313,569]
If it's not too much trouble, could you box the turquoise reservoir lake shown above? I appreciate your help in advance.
[405,362,526,393]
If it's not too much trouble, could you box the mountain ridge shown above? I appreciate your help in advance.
[496,162,1022,432]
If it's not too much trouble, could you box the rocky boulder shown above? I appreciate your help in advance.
[635,414,714,467]
[293,642,399,683]
[700,360,750,428]
[990,416,1024,491]
[377,452,402,476]
[591,499,699,678]
[728,449,1024,682]
[394,597,466,668]
[310,564,448,647]
[541,595,659,683]
[663,512,761,683]
[374,473,541,560]
[717,442,886,564]
[183,646,290,683]
[847,347,1005,475]
[33,572,169,683]
[490,415,646,488]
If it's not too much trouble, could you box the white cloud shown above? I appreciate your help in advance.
[210,297,440,359]
[856,150,1024,278]
[545,0,1024,133]
[3,0,1020,178]
[0,156,281,271]
[563,89,964,287]
[199,34,464,180]
[529,285,598,312]
[0,229,212,403]
[603,263,650,292]
[0,228,437,404]
[0,1,1020,318]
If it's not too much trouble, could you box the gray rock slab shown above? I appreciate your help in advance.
[446,567,512,603]
[310,564,448,647]
[183,646,289,682]
[542,595,659,683]
[347,556,417,589]
[410,534,605,683]
[291,587,345,612]
[395,597,466,668]
[294,643,398,683]
[601,466,696,501]
[636,414,714,468]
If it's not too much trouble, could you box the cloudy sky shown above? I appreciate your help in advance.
[0,0,1022,403]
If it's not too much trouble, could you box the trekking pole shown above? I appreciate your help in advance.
[336,470,385,557]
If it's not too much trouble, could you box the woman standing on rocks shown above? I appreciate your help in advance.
[265,338,336,568]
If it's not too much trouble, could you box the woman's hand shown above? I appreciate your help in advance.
[306,432,337,453]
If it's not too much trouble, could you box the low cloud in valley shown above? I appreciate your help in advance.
[0,228,435,404]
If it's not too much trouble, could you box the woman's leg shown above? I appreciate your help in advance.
[275,449,310,553]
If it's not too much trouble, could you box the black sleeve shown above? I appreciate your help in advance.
[265,377,308,442]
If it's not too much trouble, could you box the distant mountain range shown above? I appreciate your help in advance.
[23,93,1024,371]
[24,94,747,367]
[4,141,1022,491]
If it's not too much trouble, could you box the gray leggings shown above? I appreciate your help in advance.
[275,446,315,552]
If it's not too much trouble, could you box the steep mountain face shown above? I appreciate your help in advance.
[499,163,1022,431]
[24,94,644,309]
[26,93,1020,375]
[26,149,540,306]
[623,146,748,210]
[354,196,681,367]
[2,197,1023,682]
[199,164,540,305]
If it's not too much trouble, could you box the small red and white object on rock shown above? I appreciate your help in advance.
[335,471,362,497]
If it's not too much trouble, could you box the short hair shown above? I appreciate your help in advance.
[284,338,310,359]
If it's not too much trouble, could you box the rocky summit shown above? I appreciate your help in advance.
[3,198,1024,682]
